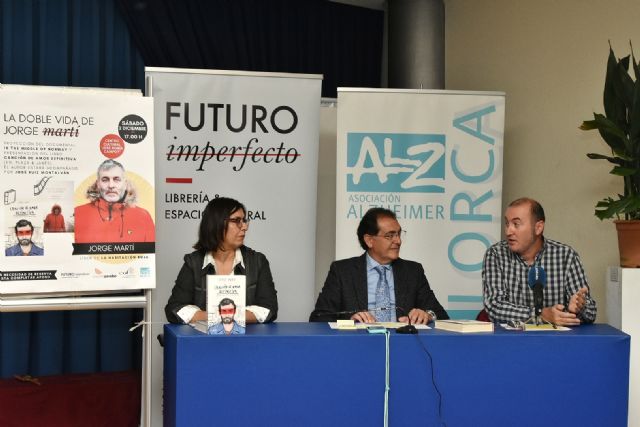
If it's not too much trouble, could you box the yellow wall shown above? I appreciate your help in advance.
[445,0,640,321]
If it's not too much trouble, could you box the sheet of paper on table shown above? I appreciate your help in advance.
[329,321,431,330]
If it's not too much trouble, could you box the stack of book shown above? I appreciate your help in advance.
[434,319,494,333]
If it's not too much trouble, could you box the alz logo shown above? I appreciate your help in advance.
[347,133,445,193]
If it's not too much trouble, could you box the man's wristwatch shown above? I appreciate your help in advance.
[426,310,437,321]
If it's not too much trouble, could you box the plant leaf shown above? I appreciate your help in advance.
[630,79,640,143]
[595,195,640,220]
[590,113,629,153]
[612,149,634,160]
[632,41,640,84]
[586,45,640,220]
[579,119,597,130]
[614,56,635,111]
[604,48,628,128]
[587,152,624,164]
[610,166,638,176]
[624,196,640,213]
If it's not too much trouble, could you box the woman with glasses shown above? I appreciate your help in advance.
[165,196,278,324]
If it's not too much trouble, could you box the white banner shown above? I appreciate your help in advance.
[147,68,321,426]
[336,89,505,318]
[147,68,322,322]
[0,85,155,294]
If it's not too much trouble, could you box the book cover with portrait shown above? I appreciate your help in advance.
[206,275,246,335]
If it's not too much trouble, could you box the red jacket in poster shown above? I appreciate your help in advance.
[74,183,155,243]
[44,204,66,232]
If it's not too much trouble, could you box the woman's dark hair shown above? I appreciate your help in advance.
[193,197,246,252]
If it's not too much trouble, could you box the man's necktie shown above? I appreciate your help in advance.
[374,265,393,322]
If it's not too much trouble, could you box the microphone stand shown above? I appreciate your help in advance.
[523,307,557,329]
[523,313,555,327]
[524,282,557,329]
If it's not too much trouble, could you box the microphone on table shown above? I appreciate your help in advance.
[394,306,418,334]
[528,265,547,323]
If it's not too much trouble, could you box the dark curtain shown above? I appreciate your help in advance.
[115,0,384,98]
[1,0,383,378]
[0,0,144,379]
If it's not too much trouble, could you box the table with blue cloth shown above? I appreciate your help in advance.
[164,322,629,427]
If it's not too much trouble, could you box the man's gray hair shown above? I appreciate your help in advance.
[97,159,125,176]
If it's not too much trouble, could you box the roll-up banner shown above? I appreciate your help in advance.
[146,68,322,322]
[336,88,505,318]
[0,84,155,294]
[147,67,321,426]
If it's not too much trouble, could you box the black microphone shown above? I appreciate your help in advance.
[528,265,547,317]
[394,306,418,334]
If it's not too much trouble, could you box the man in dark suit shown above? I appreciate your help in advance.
[310,208,448,324]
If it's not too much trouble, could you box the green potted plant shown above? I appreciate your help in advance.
[580,44,640,267]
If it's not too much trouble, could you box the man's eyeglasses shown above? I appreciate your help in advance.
[375,230,406,241]
[219,308,236,315]
[226,217,250,228]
